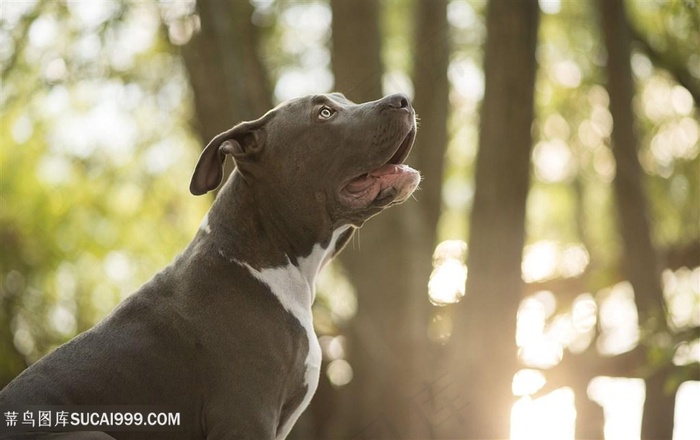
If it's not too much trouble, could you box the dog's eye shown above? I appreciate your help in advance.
[318,107,335,120]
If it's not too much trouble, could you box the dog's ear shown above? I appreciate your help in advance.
[189,117,267,196]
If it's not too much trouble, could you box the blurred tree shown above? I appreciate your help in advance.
[329,0,382,101]
[329,0,449,438]
[181,0,272,184]
[1,0,208,387]
[441,1,539,439]
[628,0,700,107]
[328,1,386,436]
[600,0,673,436]
[519,1,699,438]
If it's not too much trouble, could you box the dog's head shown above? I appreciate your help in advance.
[190,93,420,228]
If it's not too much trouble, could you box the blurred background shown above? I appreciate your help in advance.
[1,0,698,439]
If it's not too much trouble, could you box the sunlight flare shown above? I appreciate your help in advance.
[597,282,639,356]
[428,240,468,306]
[588,377,645,440]
[512,369,546,396]
[522,240,590,283]
[511,388,576,440]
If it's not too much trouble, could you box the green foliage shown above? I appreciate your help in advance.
[626,0,700,245]
[0,1,209,384]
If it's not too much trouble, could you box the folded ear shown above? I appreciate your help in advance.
[189,117,267,196]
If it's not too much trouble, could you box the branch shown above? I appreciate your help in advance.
[629,26,700,107]
[522,240,700,302]
[664,241,700,272]
[1,0,50,79]
[533,325,700,399]
[531,346,646,398]
[673,326,700,343]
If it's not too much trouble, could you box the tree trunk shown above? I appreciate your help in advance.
[0,274,28,388]
[329,0,450,438]
[441,1,539,438]
[411,0,451,235]
[182,0,272,181]
[328,2,385,436]
[598,0,675,438]
[330,0,383,102]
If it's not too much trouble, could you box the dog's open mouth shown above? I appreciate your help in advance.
[340,128,421,207]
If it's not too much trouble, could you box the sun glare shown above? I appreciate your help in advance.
[511,388,576,440]
[500,239,699,440]
[512,369,546,396]
[588,377,645,440]
[674,381,700,440]
[428,240,468,306]
[516,294,566,369]
[597,282,639,356]
[509,273,700,440]
[521,240,589,283]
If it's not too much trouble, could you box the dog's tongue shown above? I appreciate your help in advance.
[345,164,413,194]
[369,164,409,177]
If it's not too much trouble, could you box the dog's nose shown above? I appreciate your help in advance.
[383,93,411,110]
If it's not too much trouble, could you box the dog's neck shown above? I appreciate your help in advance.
[191,171,341,290]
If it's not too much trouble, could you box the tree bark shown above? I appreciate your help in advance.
[328,2,386,435]
[0,276,29,388]
[182,0,272,178]
[330,0,383,102]
[441,1,539,438]
[411,0,451,235]
[329,0,450,438]
[598,0,675,438]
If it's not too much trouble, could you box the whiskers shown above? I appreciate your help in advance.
[351,227,362,251]
[410,174,425,202]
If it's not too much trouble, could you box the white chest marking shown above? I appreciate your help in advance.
[239,227,349,440]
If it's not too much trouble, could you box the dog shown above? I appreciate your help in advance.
[0,92,420,439]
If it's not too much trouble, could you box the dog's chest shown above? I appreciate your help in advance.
[242,263,321,439]
[239,229,348,438]
[241,260,322,369]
